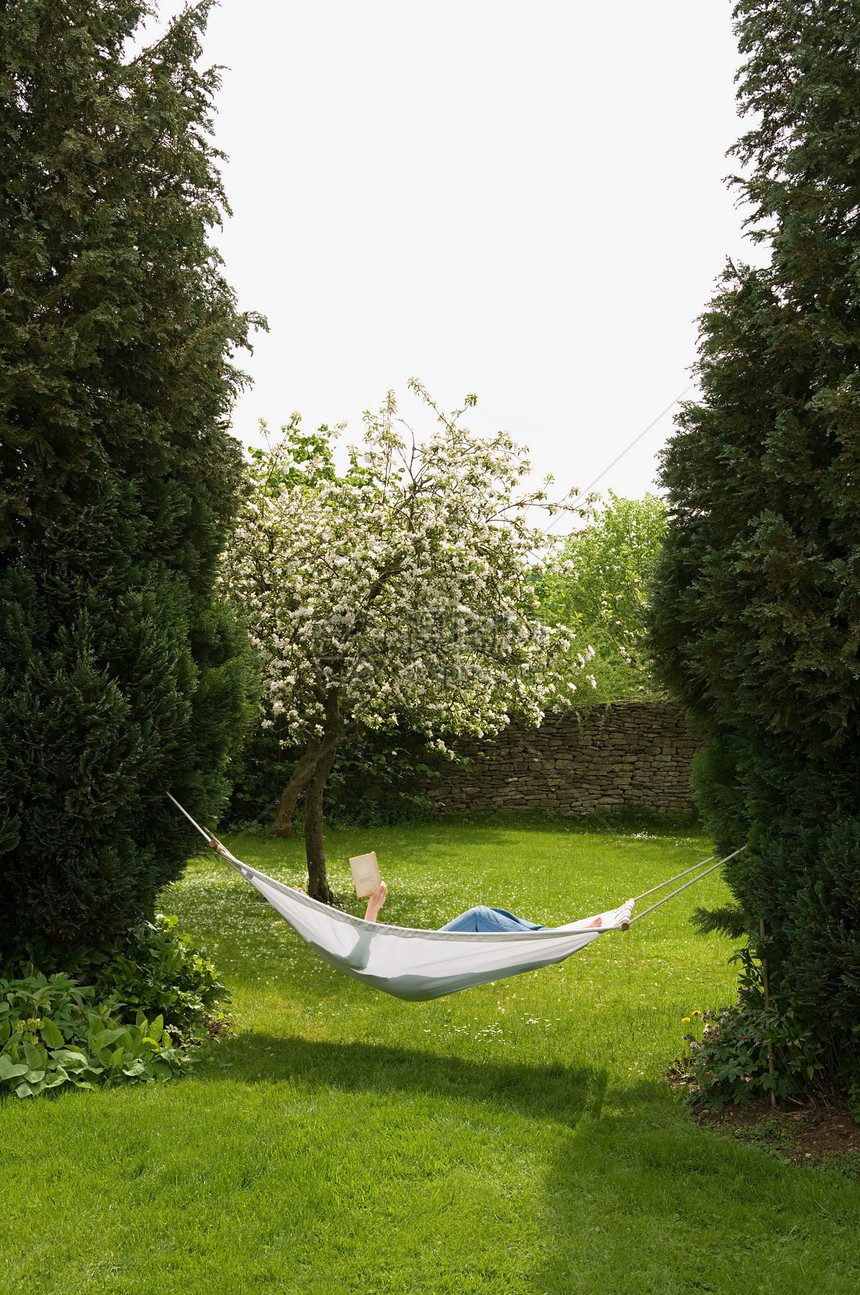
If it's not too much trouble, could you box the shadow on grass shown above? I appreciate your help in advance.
[195,1031,609,1129]
[530,1078,860,1295]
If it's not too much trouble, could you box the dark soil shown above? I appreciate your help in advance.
[668,1070,860,1170]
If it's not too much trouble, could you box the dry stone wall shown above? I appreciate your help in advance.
[423,702,701,818]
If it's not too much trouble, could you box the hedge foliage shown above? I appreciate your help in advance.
[0,2,260,946]
[651,0,860,1088]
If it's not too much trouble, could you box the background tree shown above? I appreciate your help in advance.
[220,383,589,902]
[537,492,666,701]
[0,1,261,948]
[650,0,860,1089]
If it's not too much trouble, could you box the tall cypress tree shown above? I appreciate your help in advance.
[0,1,260,947]
[650,1,860,1085]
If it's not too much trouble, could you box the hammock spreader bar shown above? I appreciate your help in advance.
[166,794,742,1001]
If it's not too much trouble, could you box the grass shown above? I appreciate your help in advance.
[3,819,860,1294]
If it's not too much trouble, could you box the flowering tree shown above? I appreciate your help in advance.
[221,382,589,900]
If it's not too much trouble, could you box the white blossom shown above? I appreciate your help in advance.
[219,383,592,752]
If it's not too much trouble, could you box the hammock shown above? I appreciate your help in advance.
[243,859,633,1001]
[168,795,742,1003]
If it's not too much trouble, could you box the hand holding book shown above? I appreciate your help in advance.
[349,851,381,898]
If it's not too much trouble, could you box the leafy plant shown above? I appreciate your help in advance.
[815,1151,860,1182]
[70,915,229,1033]
[678,950,828,1112]
[0,972,195,1100]
[0,913,230,1101]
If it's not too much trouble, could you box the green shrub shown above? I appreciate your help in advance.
[67,914,228,1031]
[649,0,860,1093]
[688,755,860,1083]
[679,950,829,1112]
[0,0,260,949]
[0,972,193,1100]
[3,913,229,1037]
[0,914,229,1098]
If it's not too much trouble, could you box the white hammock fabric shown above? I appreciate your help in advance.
[231,853,633,1002]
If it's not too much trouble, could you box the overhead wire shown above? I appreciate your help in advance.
[547,381,695,533]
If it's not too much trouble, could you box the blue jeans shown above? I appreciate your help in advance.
[440,906,545,933]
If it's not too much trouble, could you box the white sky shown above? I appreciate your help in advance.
[145,1,761,513]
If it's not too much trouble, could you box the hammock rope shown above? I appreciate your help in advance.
[632,856,717,903]
[167,794,744,1003]
[629,848,745,923]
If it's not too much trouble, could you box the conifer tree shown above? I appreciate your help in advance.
[0,1,259,946]
[650,0,860,1085]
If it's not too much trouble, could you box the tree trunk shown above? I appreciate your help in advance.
[273,717,356,838]
[273,739,321,837]
[303,737,341,903]
[276,690,345,901]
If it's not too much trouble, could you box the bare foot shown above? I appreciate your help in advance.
[364,880,388,922]
[587,915,603,929]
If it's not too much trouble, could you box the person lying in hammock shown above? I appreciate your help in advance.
[363,881,627,930]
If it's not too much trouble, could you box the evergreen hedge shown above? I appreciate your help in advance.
[651,0,860,1086]
[0,1,260,948]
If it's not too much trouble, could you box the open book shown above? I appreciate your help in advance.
[349,851,381,898]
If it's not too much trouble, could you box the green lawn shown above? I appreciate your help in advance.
[4,820,860,1294]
